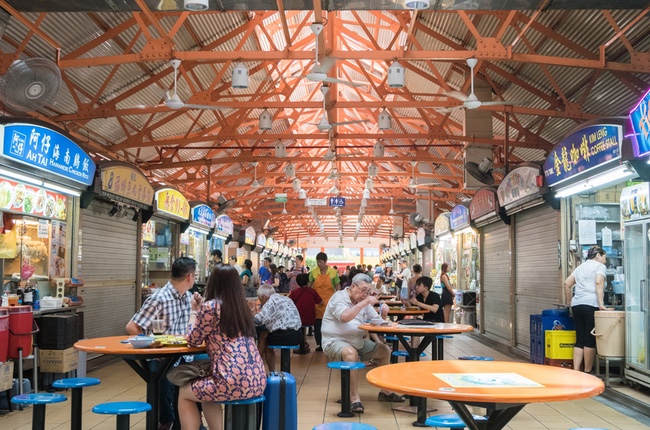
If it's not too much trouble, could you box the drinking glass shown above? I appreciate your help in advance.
[151,319,167,335]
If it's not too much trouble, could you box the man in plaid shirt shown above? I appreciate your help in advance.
[126,256,199,430]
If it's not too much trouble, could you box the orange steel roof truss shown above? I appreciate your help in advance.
[0,5,648,242]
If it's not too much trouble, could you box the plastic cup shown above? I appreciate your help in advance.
[7,295,18,306]
[151,319,166,335]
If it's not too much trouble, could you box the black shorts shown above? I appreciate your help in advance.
[572,304,597,349]
[256,325,302,346]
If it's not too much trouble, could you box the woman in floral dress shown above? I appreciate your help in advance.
[178,265,267,430]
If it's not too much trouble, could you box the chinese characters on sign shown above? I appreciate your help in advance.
[155,188,190,220]
[1,123,96,186]
[100,165,154,208]
[543,124,622,187]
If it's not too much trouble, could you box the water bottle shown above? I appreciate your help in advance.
[400,284,409,301]
[1,292,8,307]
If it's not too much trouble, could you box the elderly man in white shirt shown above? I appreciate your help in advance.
[321,273,406,414]
[254,284,303,371]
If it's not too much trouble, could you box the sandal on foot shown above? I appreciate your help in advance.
[350,401,365,413]
[378,392,406,402]
[365,359,379,367]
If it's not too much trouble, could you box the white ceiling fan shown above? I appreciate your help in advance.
[310,86,369,131]
[289,23,366,88]
[250,161,265,189]
[137,60,229,111]
[440,58,527,113]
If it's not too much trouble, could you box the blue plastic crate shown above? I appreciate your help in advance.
[530,314,542,338]
[529,338,544,364]
[541,308,574,332]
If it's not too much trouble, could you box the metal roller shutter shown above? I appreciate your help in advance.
[481,222,512,344]
[78,200,137,339]
[514,204,561,352]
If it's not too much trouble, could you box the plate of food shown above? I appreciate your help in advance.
[0,181,12,209]
[45,195,56,217]
[13,183,25,209]
[160,336,188,347]
[33,189,47,214]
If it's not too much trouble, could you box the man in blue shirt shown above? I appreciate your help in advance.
[259,256,272,284]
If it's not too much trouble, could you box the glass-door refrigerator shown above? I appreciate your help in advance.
[621,183,650,388]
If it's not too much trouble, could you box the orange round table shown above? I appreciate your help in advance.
[74,336,205,430]
[367,360,605,430]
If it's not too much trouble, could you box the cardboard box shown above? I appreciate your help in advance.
[39,348,79,373]
[0,361,13,391]
[595,190,616,203]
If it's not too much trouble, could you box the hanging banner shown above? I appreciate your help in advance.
[0,122,96,186]
[99,163,154,209]
[215,214,234,236]
[543,124,622,187]
[630,88,650,158]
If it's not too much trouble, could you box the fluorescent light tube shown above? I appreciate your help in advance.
[42,182,82,197]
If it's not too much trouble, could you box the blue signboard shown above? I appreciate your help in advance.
[543,124,622,187]
[191,204,216,229]
[329,197,346,207]
[450,204,470,230]
[216,215,234,236]
[630,89,650,158]
[0,123,96,186]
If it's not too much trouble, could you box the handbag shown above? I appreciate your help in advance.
[166,359,212,386]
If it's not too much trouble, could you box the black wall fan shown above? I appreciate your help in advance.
[215,195,237,214]
[465,157,497,185]
[0,58,61,112]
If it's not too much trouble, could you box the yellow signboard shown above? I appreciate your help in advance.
[155,188,190,219]
[101,165,154,206]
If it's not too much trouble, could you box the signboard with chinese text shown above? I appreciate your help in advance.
[450,204,470,230]
[244,226,255,245]
[256,233,266,250]
[416,228,427,246]
[469,187,499,221]
[142,220,155,243]
[630,89,650,158]
[266,236,274,252]
[409,233,417,250]
[434,213,450,237]
[155,188,190,220]
[272,241,279,254]
[216,215,234,236]
[99,164,154,208]
[0,176,67,220]
[329,197,346,207]
[190,204,216,229]
[402,238,411,254]
[497,166,542,208]
[543,124,622,187]
[0,123,96,186]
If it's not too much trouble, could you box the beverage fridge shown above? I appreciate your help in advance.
[621,183,650,388]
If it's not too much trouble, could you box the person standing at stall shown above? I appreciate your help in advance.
[126,257,200,430]
[229,255,242,274]
[440,262,455,323]
[288,255,307,291]
[564,246,612,373]
[308,252,341,352]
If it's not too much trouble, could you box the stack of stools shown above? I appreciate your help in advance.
[11,393,67,430]
[92,401,151,430]
[52,377,101,430]
[220,395,265,430]
[327,361,366,417]
[269,344,300,373]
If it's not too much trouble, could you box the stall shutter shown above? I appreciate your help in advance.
[514,204,561,352]
[79,200,137,339]
[481,222,511,344]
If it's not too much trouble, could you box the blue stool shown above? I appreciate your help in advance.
[314,423,378,429]
[385,335,410,363]
[52,377,101,430]
[12,393,67,430]
[92,401,151,430]
[327,361,366,417]
[220,395,265,430]
[425,413,487,428]
[391,350,426,361]
[459,356,494,361]
[434,335,453,360]
[269,344,300,373]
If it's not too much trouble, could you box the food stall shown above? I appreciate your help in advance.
[416,227,434,278]
[214,214,234,262]
[433,212,456,288]
[0,119,95,302]
[144,187,190,290]
[184,203,216,285]
[449,204,477,326]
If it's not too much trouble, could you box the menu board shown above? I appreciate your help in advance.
[49,220,66,277]
[0,176,67,220]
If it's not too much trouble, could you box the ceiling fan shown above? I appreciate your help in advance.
[250,161,266,189]
[440,58,527,112]
[289,23,365,88]
[310,86,369,131]
[137,60,229,111]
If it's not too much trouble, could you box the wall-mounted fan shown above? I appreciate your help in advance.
[310,86,368,131]
[137,60,229,111]
[440,58,527,113]
[465,157,501,186]
[0,58,61,112]
[408,212,433,228]
[215,195,237,214]
[287,23,365,88]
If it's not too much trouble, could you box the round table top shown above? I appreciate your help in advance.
[359,322,474,335]
[366,360,604,404]
[74,336,205,356]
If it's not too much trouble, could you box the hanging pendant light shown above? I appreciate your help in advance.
[387,62,405,88]
[260,109,273,130]
[183,0,208,10]
[285,162,295,179]
[232,62,249,89]
[378,110,391,130]
[405,0,429,9]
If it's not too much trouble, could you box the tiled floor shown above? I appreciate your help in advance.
[1,333,650,429]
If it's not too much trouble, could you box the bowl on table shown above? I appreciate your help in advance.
[128,335,155,349]
[370,318,385,326]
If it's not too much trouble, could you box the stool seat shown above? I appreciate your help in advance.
[219,395,265,405]
[327,361,366,417]
[92,401,152,415]
[458,356,494,361]
[392,350,426,357]
[12,393,67,405]
[327,361,366,371]
[52,377,101,389]
[269,345,300,349]
[53,377,101,430]
[12,393,67,430]
[269,344,300,373]
[314,423,378,429]
[425,413,486,428]
[385,335,410,341]
[436,335,454,339]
